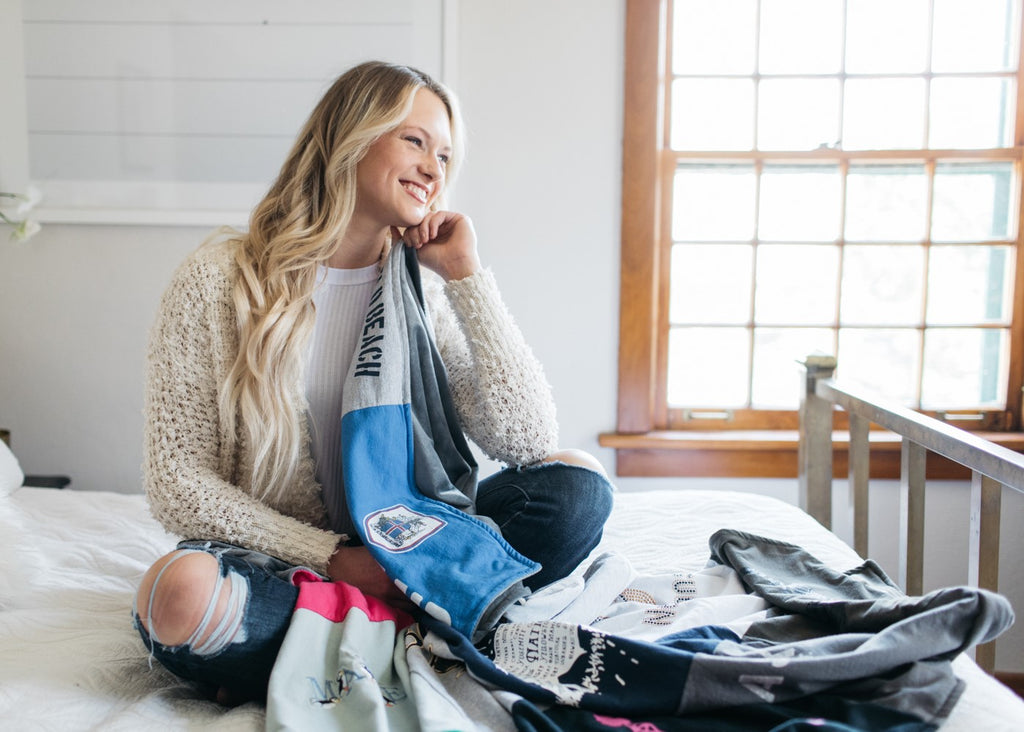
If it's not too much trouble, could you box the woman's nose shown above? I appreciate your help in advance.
[420,154,442,180]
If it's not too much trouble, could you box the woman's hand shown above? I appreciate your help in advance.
[327,544,416,613]
[398,210,481,281]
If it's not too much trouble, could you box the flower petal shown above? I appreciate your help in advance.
[11,219,42,242]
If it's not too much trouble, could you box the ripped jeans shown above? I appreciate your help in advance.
[132,541,302,698]
[133,461,614,699]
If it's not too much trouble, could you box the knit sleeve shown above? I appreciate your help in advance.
[425,268,559,466]
[142,243,340,574]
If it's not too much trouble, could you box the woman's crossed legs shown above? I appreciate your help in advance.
[134,451,613,703]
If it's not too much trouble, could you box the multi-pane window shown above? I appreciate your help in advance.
[663,0,1023,428]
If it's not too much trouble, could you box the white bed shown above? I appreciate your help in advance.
[1,485,1022,730]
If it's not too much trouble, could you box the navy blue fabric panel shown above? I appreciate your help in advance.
[509,699,565,732]
[421,615,700,716]
[422,608,951,725]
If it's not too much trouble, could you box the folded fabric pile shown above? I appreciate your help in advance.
[267,529,1013,731]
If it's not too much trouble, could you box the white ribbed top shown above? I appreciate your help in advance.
[306,263,379,499]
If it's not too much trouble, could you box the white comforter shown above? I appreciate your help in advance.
[0,487,1021,730]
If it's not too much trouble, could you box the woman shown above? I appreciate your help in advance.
[133,61,613,703]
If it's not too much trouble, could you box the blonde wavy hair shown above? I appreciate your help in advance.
[219,61,464,503]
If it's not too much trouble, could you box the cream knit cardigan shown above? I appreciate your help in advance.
[143,239,559,575]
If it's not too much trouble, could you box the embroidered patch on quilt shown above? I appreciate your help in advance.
[364,504,446,552]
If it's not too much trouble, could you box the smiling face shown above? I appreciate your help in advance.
[351,88,453,241]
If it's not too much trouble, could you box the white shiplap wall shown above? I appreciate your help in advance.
[15,0,450,224]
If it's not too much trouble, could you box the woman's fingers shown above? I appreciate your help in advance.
[405,210,456,248]
[401,210,480,280]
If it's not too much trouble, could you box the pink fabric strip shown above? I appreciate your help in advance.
[291,570,414,627]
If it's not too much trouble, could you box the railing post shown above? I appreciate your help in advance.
[798,354,837,529]
[848,413,870,558]
[969,472,1001,674]
[898,440,926,596]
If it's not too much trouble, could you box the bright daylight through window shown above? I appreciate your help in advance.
[665,0,1021,423]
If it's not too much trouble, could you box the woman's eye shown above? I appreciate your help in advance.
[438,154,450,166]
[405,136,423,147]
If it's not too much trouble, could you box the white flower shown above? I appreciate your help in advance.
[11,218,41,242]
[1,187,44,243]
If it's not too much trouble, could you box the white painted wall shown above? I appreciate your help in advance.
[1,0,1021,671]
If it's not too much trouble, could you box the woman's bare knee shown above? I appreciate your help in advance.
[136,550,222,647]
[542,448,608,477]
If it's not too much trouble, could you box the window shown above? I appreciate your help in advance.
[603,0,1024,477]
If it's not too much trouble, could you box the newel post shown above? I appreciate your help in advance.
[798,354,837,529]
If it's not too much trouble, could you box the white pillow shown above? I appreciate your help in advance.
[0,440,24,496]
[0,441,41,609]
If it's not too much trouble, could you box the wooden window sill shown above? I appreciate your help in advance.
[598,430,1024,479]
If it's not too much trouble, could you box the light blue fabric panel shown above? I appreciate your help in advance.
[342,402,537,636]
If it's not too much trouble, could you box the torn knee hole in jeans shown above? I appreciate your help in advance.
[190,569,249,655]
[135,551,250,661]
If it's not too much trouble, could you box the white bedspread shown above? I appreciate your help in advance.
[0,487,1021,730]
